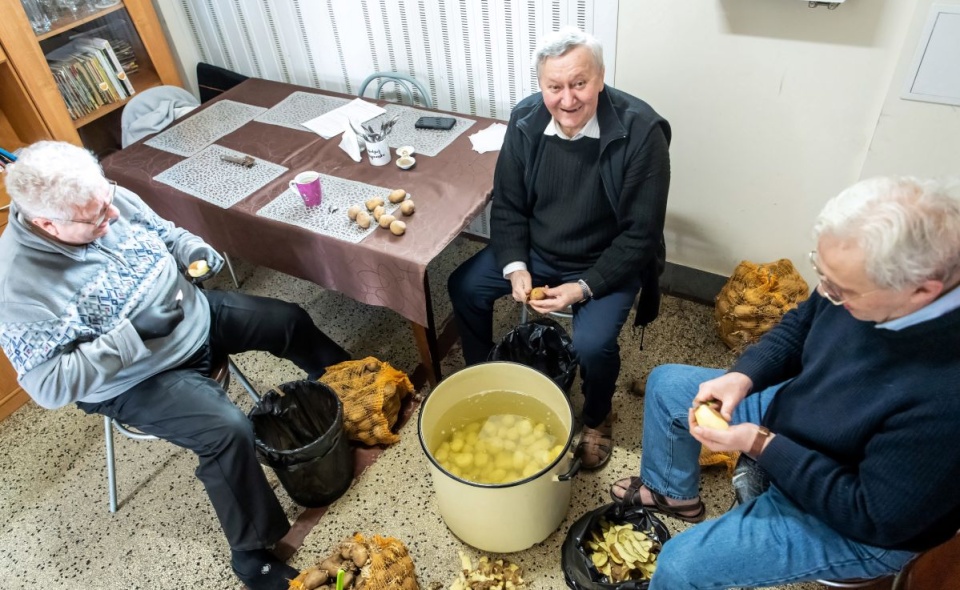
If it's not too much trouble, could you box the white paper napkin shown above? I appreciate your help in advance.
[339,124,362,162]
[469,123,508,153]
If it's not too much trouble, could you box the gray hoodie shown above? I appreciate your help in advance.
[0,187,212,408]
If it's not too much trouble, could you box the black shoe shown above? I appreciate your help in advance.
[231,548,298,590]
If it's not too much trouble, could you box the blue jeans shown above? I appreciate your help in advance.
[642,364,915,589]
[448,246,641,427]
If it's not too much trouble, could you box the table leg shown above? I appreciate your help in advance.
[410,321,439,387]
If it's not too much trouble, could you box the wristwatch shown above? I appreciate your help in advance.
[577,279,593,302]
[749,425,771,457]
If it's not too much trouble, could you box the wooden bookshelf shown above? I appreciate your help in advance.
[0,0,181,148]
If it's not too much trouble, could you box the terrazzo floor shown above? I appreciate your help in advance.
[0,236,821,590]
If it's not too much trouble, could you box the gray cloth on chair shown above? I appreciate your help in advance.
[121,85,200,148]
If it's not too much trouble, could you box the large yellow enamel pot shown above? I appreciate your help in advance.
[418,362,581,553]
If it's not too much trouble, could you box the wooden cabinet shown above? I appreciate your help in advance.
[0,0,182,148]
[0,183,30,421]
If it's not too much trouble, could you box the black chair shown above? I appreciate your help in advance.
[196,62,249,104]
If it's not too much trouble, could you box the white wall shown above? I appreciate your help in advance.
[614,0,921,285]
[861,0,960,179]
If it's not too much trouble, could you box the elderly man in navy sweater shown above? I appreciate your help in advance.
[448,27,670,470]
[610,177,960,587]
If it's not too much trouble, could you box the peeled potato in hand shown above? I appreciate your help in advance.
[188,260,209,278]
[694,403,729,430]
[529,287,547,301]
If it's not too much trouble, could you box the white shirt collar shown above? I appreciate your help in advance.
[876,283,960,330]
[543,113,600,141]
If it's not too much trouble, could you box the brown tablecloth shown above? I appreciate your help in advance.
[102,78,498,326]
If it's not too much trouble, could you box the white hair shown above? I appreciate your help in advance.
[813,177,960,289]
[534,26,604,78]
[3,141,106,221]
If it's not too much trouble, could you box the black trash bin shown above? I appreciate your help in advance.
[248,380,354,507]
[488,317,578,393]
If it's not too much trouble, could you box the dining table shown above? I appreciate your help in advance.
[101,77,500,386]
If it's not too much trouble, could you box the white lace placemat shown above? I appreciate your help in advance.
[256,174,407,244]
[254,91,352,131]
[366,104,475,157]
[153,145,288,209]
[144,100,266,157]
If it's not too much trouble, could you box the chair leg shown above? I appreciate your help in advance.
[104,416,118,513]
[228,358,261,403]
[223,252,240,288]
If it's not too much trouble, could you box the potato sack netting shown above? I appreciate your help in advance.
[715,259,810,351]
[319,357,414,446]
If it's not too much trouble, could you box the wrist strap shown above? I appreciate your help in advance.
[750,426,771,457]
[577,279,593,301]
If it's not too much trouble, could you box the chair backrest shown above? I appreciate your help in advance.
[196,62,249,104]
[120,85,199,148]
[358,72,433,109]
[892,532,960,590]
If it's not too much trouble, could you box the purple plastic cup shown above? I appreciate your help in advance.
[289,171,322,208]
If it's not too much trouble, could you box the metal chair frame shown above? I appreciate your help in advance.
[358,72,433,108]
[103,357,260,512]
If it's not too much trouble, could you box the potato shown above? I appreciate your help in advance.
[365,196,385,211]
[347,205,362,220]
[390,220,406,235]
[694,402,729,430]
[372,205,386,222]
[356,211,372,229]
[187,260,209,278]
[388,189,407,203]
[378,214,396,228]
[529,287,546,301]
[303,569,328,589]
[399,200,415,216]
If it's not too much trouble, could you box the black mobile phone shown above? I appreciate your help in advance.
[415,116,456,130]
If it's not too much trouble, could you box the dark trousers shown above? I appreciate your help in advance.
[77,290,350,550]
[448,246,641,427]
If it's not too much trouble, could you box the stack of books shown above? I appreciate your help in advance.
[45,36,136,120]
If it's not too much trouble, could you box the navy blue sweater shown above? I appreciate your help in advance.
[733,290,960,551]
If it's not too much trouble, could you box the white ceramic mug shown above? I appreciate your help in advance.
[366,139,391,167]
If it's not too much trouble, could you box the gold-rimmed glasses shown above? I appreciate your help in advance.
[47,181,116,226]
[808,250,878,306]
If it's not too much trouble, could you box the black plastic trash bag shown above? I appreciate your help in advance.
[488,317,578,393]
[562,503,671,589]
[248,380,354,507]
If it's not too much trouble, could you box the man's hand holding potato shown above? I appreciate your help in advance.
[527,282,582,314]
[507,269,532,303]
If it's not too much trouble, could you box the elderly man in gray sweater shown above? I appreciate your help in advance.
[0,141,349,590]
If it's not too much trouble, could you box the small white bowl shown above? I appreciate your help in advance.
[396,156,416,170]
[396,145,416,158]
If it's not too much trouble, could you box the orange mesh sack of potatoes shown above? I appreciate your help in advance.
[715,258,810,351]
[319,357,413,446]
[289,533,418,590]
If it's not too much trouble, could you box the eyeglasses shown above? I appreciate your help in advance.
[808,250,878,306]
[47,182,116,227]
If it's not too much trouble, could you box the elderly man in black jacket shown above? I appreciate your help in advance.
[448,27,671,470]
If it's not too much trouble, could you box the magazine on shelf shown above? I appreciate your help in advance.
[73,36,135,96]
[46,40,130,120]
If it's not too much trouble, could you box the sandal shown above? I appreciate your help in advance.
[609,477,706,523]
[576,414,614,471]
